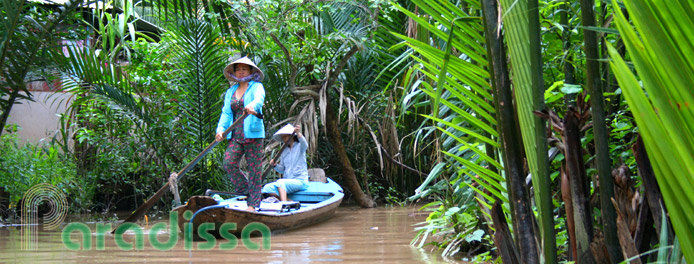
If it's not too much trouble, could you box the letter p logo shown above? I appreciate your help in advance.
[21,183,68,250]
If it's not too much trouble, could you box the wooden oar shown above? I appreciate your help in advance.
[112,111,261,232]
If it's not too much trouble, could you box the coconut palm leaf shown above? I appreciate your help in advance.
[165,18,227,152]
[608,0,694,261]
[52,42,154,130]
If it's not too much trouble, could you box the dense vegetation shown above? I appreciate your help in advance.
[1,0,692,262]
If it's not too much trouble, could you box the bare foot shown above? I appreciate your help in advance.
[245,206,256,212]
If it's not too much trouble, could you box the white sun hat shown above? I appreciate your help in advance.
[223,56,264,82]
[272,124,295,142]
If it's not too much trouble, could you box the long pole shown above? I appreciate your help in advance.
[112,111,261,233]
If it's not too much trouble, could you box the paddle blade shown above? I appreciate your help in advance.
[111,183,170,233]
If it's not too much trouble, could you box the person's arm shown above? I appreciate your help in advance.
[245,82,265,115]
[274,155,285,174]
[215,88,232,141]
[298,134,308,152]
[295,125,308,152]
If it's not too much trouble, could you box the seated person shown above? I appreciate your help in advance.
[261,124,309,201]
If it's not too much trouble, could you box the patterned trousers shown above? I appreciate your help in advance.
[223,138,263,208]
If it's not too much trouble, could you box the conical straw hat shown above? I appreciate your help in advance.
[272,124,295,142]
[223,56,264,82]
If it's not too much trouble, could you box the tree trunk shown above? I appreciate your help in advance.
[633,200,654,263]
[561,4,578,260]
[528,1,557,262]
[564,108,596,263]
[560,167,577,261]
[632,135,672,240]
[492,201,520,264]
[482,1,539,263]
[579,0,622,262]
[614,200,641,264]
[325,90,375,208]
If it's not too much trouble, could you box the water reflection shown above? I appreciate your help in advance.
[0,206,461,263]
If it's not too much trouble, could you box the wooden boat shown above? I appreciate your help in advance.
[172,170,343,237]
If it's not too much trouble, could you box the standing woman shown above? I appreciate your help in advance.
[215,56,265,212]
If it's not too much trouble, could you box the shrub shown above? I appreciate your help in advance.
[0,132,86,212]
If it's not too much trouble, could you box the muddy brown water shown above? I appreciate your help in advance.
[0,206,464,263]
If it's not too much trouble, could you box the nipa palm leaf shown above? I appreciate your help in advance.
[608,0,694,261]
[393,0,506,208]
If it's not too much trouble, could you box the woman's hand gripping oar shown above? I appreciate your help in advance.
[112,110,262,233]
[263,106,308,181]
[262,132,296,179]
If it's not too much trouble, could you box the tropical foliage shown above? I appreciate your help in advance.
[393,0,505,259]
[608,0,694,261]
[1,0,692,263]
[397,0,689,263]
[0,133,81,210]
[0,0,84,136]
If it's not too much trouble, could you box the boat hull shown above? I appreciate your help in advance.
[172,178,343,238]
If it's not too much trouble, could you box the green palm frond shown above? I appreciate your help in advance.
[260,56,293,128]
[53,43,152,127]
[395,35,496,136]
[57,46,121,86]
[92,84,152,125]
[372,3,413,92]
[314,1,371,41]
[166,18,227,151]
[394,1,487,64]
[344,50,377,93]
[0,0,29,82]
[394,0,504,207]
[608,0,694,261]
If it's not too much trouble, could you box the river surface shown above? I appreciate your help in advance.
[0,206,463,263]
